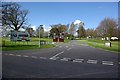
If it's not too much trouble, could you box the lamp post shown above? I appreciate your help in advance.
[48,31,50,44]
[39,25,43,48]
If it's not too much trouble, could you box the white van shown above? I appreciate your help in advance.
[10,30,30,41]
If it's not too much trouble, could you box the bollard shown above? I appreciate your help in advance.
[110,42,111,47]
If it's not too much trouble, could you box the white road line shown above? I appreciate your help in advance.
[50,51,64,58]
[4,53,8,55]
[40,57,47,59]
[16,55,21,57]
[87,59,97,64]
[49,57,59,60]
[9,54,14,56]
[63,71,117,78]
[66,46,68,48]
[31,56,37,58]
[73,59,84,63]
[102,61,114,65]
[60,58,71,61]
[119,62,120,64]
[67,48,72,51]
[59,46,62,48]
[23,55,29,57]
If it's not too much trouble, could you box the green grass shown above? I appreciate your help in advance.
[1,37,55,50]
[64,39,70,43]
[78,39,120,52]
[2,44,54,51]
[0,37,70,50]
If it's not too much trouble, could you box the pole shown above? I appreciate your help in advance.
[39,26,40,48]
[39,25,43,48]
[48,31,49,44]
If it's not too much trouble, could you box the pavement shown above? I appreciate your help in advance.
[2,40,120,78]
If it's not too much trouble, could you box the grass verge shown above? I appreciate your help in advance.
[1,37,55,51]
[1,37,70,51]
[78,39,120,52]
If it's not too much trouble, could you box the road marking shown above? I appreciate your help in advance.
[4,53,8,55]
[9,54,14,56]
[67,48,72,51]
[40,57,47,59]
[50,51,64,58]
[49,57,59,60]
[60,58,71,61]
[73,59,84,63]
[63,71,117,78]
[59,46,62,48]
[31,56,37,59]
[102,61,114,65]
[66,46,68,48]
[3,52,117,66]
[16,55,21,57]
[119,62,120,64]
[23,55,29,57]
[87,59,97,64]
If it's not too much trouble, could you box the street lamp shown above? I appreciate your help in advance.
[39,25,43,48]
[48,31,50,44]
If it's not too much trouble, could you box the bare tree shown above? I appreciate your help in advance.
[2,2,28,31]
[69,22,76,35]
[86,28,94,37]
[96,17,118,40]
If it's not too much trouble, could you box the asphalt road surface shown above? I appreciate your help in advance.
[2,40,120,78]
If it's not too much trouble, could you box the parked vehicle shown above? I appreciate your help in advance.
[10,30,30,41]
[101,37,119,41]
[110,37,119,41]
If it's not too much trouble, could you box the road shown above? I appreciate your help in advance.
[2,40,120,78]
